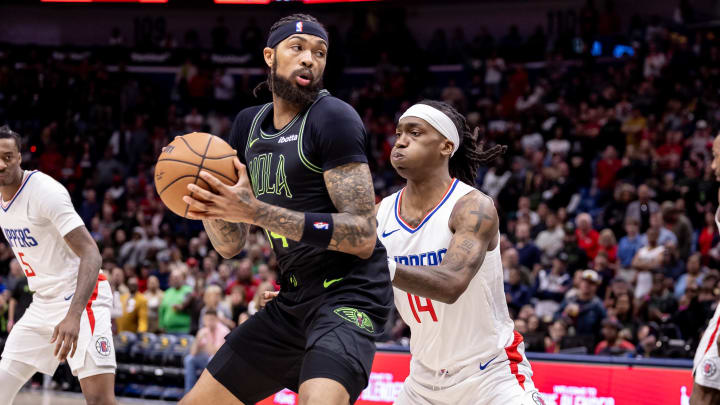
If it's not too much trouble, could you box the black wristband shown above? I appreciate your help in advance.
[300,212,334,248]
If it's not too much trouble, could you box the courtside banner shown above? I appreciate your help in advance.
[258,352,695,405]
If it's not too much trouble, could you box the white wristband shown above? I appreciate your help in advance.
[387,257,397,281]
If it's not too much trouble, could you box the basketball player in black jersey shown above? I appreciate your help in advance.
[178,14,393,405]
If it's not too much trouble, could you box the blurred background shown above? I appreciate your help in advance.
[0,0,719,403]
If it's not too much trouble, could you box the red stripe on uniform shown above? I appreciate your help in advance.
[705,318,720,355]
[85,278,101,335]
[504,330,526,390]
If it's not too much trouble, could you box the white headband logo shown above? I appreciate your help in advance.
[399,104,461,156]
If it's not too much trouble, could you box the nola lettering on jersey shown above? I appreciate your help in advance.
[394,248,447,266]
[3,228,39,248]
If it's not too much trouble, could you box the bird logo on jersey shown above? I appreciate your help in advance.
[95,337,112,357]
[703,359,717,378]
[333,307,374,333]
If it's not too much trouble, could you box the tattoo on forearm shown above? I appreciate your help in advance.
[204,219,248,251]
[249,203,304,241]
[324,163,376,251]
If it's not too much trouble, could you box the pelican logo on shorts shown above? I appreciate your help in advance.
[95,337,112,357]
[334,307,374,333]
[296,22,303,32]
[703,359,717,378]
[531,392,546,405]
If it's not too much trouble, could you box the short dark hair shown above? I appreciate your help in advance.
[0,125,21,152]
[268,14,326,44]
[416,100,506,185]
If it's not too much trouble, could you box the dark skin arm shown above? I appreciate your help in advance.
[202,219,249,259]
[51,225,102,362]
[184,159,377,259]
[392,191,498,304]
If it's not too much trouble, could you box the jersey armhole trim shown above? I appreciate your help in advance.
[1,171,38,212]
[245,103,272,154]
[297,93,330,174]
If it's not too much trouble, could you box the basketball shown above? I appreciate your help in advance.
[154,132,238,218]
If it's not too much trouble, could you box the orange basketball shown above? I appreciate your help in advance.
[154,132,238,218]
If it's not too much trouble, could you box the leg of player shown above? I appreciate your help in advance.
[78,373,116,405]
[298,378,350,405]
[179,369,246,405]
[690,382,720,405]
[0,358,38,405]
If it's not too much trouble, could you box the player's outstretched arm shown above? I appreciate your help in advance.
[392,191,498,304]
[184,160,377,259]
[52,225,102,362]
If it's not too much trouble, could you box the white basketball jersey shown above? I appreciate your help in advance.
[692,207,720,374]
[0,170,85,299]
[376,179,515,371]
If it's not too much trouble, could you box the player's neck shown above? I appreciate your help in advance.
[0,169,25,202]
[403,172,454,213]
[272,96,303,129]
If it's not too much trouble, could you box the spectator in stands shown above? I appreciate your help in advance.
[556,269,606,336]
[183,309,230,393]
[597,229,618,265]
[561,223,589,273]
[505,267,532,314]
[594,318,635,355]
[675,253,706,298]
[535,212,565,258]
[576,213,600,260]
[7,266,32,333]
[626,184,659,233]
[145,275,164,333]
[226,284,248,323]
[608,291,636,334]
[199,284,234,330]
[617,218,643,269]
[633,227,665,298]
[699,210,719,260]
[544,319,569,353]
[637,271,678,324]
[227,258,259,302]
[533,252,572,319]
[661,201,693,259]
[515,221,542,269]
[159,270,192,334]
[117,276,148,333]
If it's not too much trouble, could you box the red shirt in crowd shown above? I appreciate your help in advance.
[598,244,618,263]
[576,229,600,260]
[596,158,622,191]
[699,225,717,257]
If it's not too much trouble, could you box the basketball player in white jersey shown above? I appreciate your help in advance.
[0,126,116,405]
[690,135,720,405]
[376,101,541,405]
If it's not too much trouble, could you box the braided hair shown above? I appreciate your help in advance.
[417,100,506,185]
[253,14,327,98]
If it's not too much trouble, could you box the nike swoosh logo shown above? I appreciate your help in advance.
[64,293,74,301]
[479,356,498,370]
[248,138,259,149]
[381,229,400,238]
[323,278,343,288]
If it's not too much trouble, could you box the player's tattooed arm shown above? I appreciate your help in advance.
[392,191,498,304]
[202,219,249,259]
[184,159,377,258]
[247,162,377,258]
[53,225,103,361]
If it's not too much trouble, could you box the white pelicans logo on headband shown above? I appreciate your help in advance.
[296,22,304,32]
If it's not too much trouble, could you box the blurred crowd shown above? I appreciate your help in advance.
[0,1,718,374]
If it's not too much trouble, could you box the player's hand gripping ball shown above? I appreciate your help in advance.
[154,132,238,218]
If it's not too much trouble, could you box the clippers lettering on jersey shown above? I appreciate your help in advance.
[393,248,447,267]
[248,153,293,198]
[3,228,39,248]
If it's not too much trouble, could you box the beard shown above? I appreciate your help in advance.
[269,62,323,109]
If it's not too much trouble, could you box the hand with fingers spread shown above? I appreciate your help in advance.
[183,157,259,224]
[50,313,82,362]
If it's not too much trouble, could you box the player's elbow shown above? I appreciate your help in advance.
[215,245,242,259]
[441,278,468,304]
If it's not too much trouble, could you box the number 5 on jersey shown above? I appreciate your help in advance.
[407,292,438,323]
[18,252,36,277]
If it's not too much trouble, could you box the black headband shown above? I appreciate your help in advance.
[267,20,329,49]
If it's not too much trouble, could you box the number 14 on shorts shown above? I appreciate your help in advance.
[407,292,437,322]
